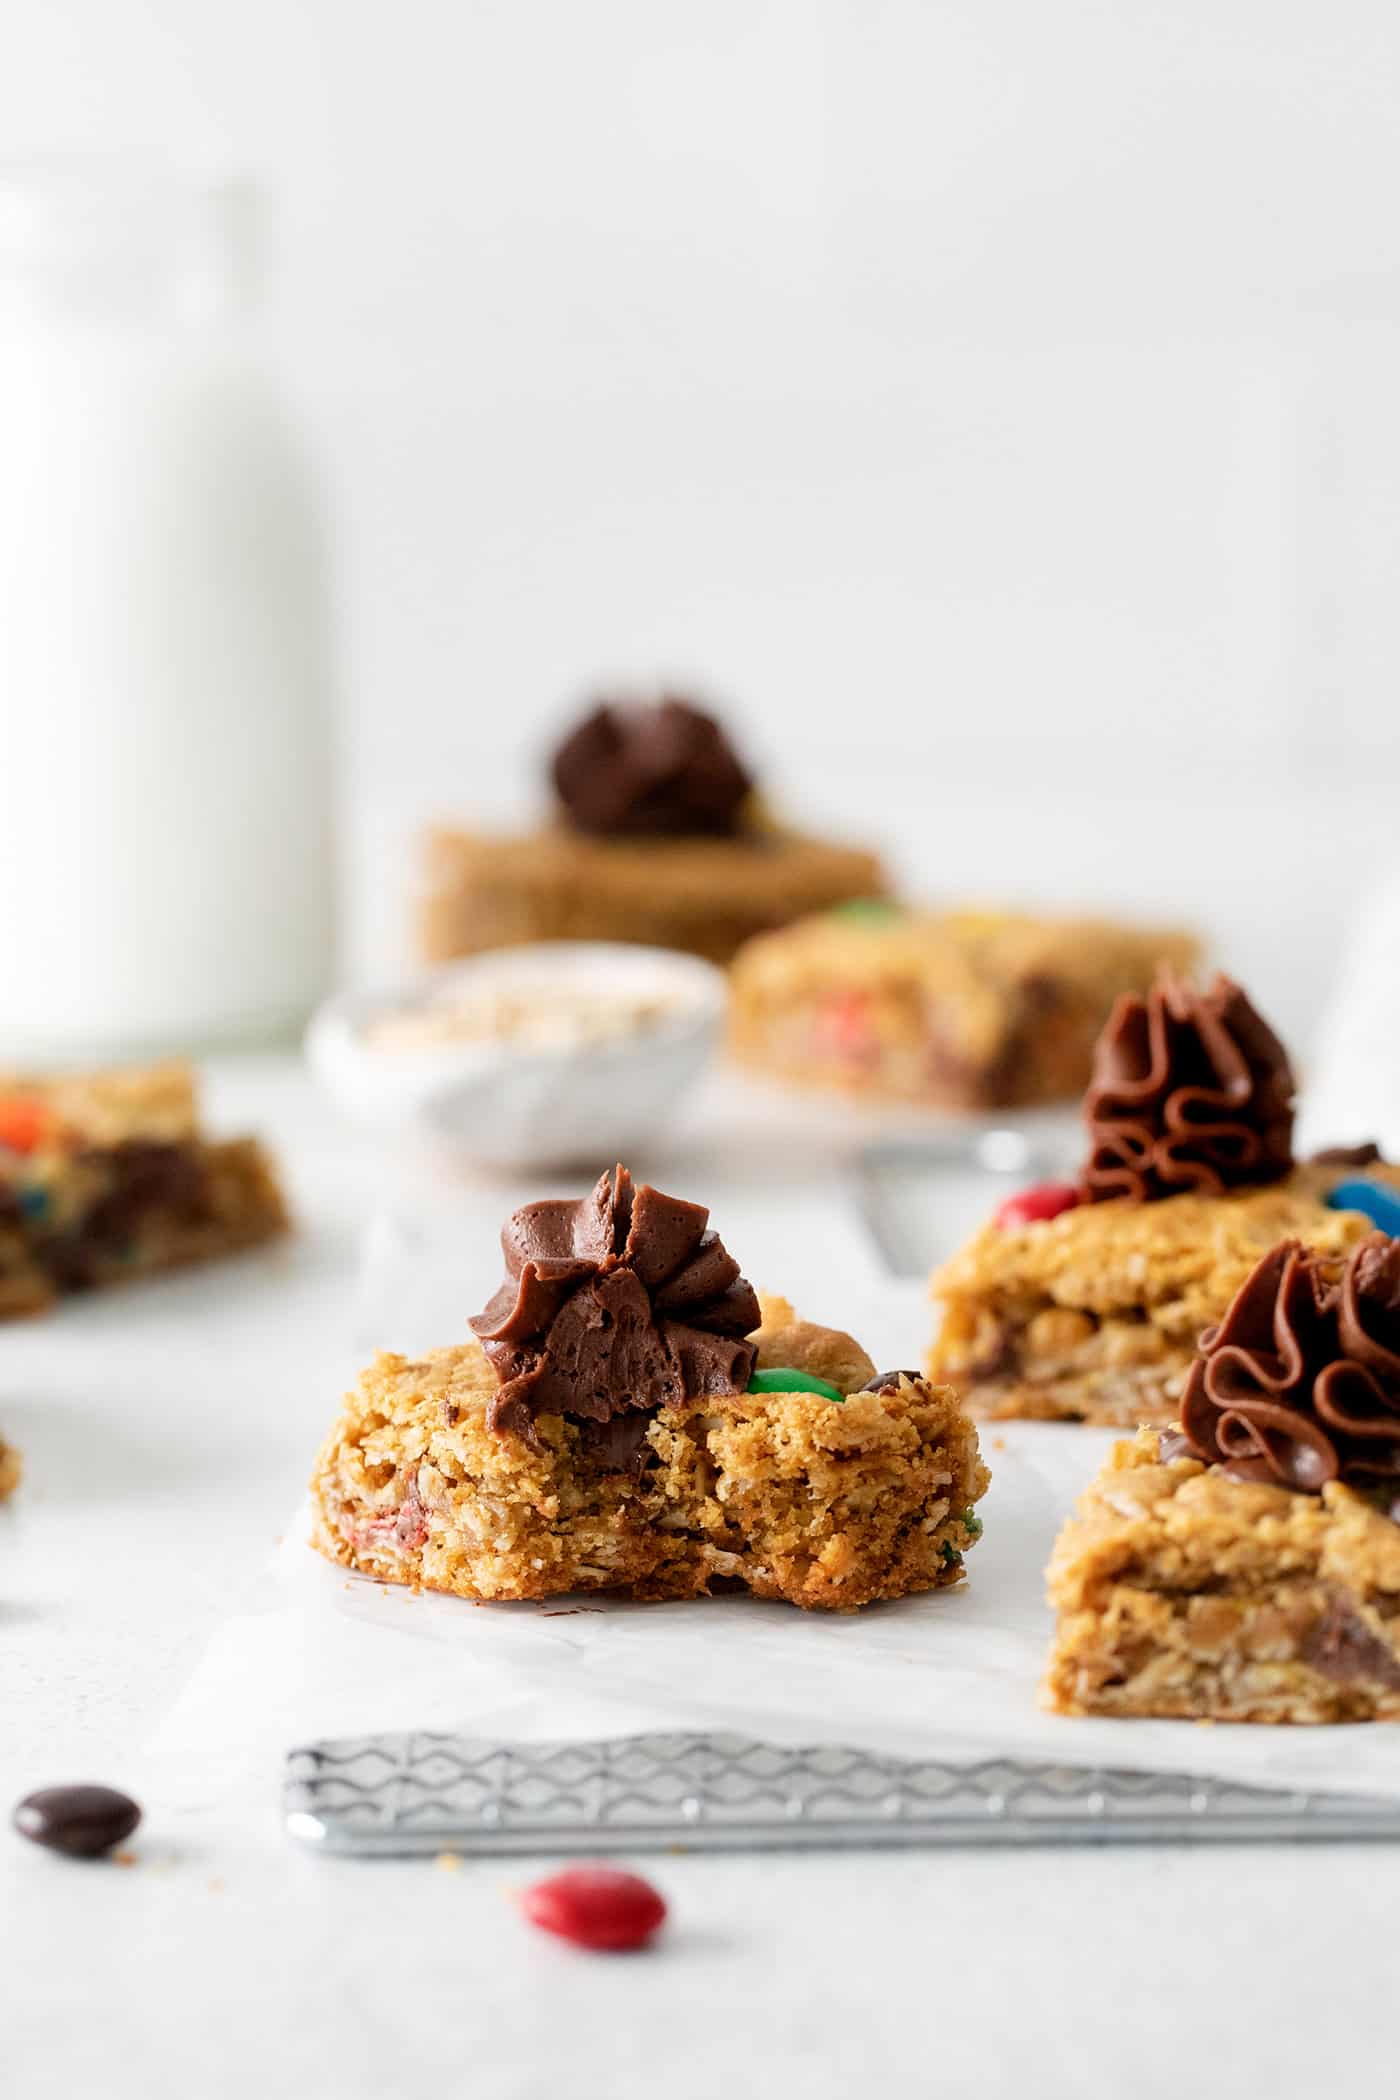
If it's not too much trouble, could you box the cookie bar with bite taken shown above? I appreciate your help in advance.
[728,905,1197,1111]
[0,1062,288,1317]
[929,969,1400,1424]
[1043,1232,1400,1722]
[419,694,886,966]
[311,1166,988,1611]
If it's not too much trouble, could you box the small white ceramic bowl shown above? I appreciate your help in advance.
[305,943,726,1169]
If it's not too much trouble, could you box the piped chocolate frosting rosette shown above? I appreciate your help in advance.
[551,697,753,838]
[1176,1233,1400,1508]
[470,1165,761,1445]
[1082,970,1295,1203]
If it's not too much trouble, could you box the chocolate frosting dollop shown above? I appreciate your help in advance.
[1180,1233,1400,1498]
[1081,970,1295,1203]
[469,1165,761,1440]
[551,697,752,838]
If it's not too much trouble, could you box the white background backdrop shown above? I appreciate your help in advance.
[5,1,1400,1047]
[5,19,1400,2094]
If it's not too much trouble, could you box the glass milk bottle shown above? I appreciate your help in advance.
[0,162,336,1060]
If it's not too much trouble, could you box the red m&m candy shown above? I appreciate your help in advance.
[520,1864,667,1952]
[814,990,875,1061]
[994,1181,1082,1230]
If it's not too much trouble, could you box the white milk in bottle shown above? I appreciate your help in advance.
[0,162,335,1059]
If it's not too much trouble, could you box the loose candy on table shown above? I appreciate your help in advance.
[1325,1178,1400,1237]
[747,1367,846,1403]
[13,1785,142,1858]
[520,1865,667,1952]
[994,1182,1082,1230]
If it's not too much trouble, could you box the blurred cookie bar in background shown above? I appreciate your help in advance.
[730,903,1196,1110]
[418,692,887,965]
[0,1062,288,1317]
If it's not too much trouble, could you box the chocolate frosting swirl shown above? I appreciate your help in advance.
[1180,1234,1400,1497]
[469,1165,761,1441]
[551,697,752,837]
[1081,971,1295,1203]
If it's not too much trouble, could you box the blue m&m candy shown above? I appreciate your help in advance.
[1325,1178,1400,1236]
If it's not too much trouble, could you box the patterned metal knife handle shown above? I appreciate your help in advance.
[285,1731,1400,1854]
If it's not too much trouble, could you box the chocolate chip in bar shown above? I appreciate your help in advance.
[859,1368,921,1393]
[1311,1141,1384,1168]
[13,1784,141,1858]
[1300,1599,1400,1693]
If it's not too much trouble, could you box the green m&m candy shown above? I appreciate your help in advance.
[831,897,901,924]
[747,1366,846,1403]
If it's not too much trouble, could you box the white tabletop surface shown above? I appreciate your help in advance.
[2,1056,1395,2100]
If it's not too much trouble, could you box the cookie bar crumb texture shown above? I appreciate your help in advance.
[310,1292,989,1613]
[1043,1431,1400,1722]
[930,1164,1400,1427]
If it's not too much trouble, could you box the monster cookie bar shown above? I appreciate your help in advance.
[0,1063,288,1316]
[728,906,1198,1110]
[0,1432,19,1500]
[929,969,1400,1423]
[419,694,886,966]
[311,1166,988,1611]
[1044,1234,1400,1722]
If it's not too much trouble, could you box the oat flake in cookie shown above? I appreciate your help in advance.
[310,1166,987,1611]
[928,967,1400,1427]
[1042,1231,1400,1723]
